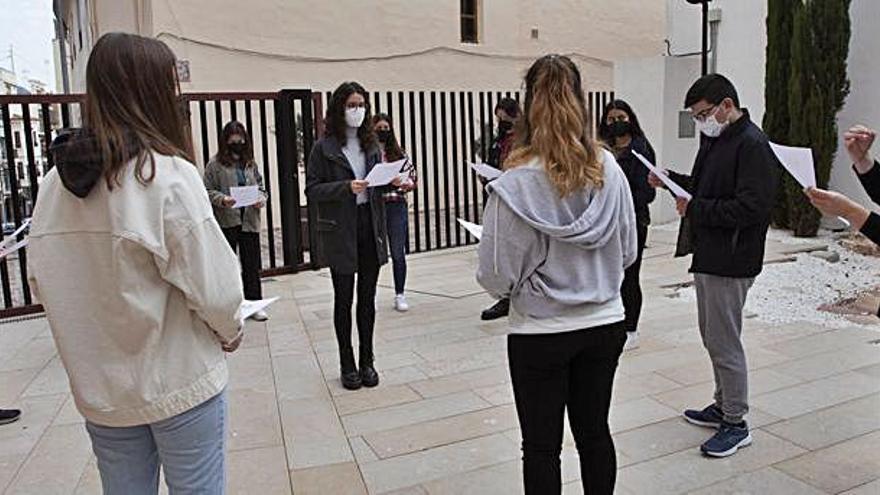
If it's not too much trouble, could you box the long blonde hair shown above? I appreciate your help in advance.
[505,55,603,195]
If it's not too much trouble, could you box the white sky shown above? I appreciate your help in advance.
[0,0,56,88]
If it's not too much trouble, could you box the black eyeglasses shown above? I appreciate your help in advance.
[691,105,718,123]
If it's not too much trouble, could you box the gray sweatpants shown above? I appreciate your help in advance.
[694,273,755,424]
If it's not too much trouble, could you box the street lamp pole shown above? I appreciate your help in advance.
[686,0,712,75]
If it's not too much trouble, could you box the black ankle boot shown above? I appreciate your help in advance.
[359,351,379,388]
[481,298,510,321]
[360,364,379,388]
[339,347,361,390]
[341,370,362,390]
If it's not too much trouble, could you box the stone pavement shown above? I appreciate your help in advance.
[0,227,879,494]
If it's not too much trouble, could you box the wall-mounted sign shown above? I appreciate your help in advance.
[176,60,191,83]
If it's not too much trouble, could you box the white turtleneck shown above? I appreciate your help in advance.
[342,127,368,204]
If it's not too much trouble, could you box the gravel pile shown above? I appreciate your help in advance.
[674,229,880,328]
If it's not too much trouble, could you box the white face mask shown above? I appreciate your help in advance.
[695,108,728,138]
[345,107,366,128]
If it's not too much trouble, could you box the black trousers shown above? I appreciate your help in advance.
[222,226,263,301]
[621,224,648,333]
[508,322,627,495]
[330,205,381,372]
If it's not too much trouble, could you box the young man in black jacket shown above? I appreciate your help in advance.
[649,74,779,458]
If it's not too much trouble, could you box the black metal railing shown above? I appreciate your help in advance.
[0,88,612,318]
[312,89,613,255]
[0,90,316,317]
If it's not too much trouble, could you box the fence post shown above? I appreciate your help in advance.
[274,90,303,268]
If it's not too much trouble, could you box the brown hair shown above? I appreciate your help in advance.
[84,32,193,189]
[325,81,376,151]
[506,54,604,195]
[371,113,404,162]
[217,121,256,168]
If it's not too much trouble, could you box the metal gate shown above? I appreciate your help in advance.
[0,88,613,318]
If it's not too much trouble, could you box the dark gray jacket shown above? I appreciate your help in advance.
[306,135,388,273]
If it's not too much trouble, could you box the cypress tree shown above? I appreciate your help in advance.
[774,0,851,236]
[764,0,800,228]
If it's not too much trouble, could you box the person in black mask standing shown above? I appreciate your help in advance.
[373,113,417,312]
[481,97,521,321]
[598,100,657,350]
[204,121,269,321]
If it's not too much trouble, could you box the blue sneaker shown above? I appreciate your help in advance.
[684,404,724,428]
[701,422,752,458]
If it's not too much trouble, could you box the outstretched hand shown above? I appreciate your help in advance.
[804,187,870,230]
[844,125,876,174]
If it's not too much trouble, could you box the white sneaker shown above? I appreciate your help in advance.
[394,294,410,312]
[624,331,640,351]
[250,310,269,322]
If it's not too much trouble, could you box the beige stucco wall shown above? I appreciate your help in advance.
[143,0,666,93]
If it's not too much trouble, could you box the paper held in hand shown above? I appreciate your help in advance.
[769,142,849,227]
[0,219,31,260]
[365,158,407,187]
[769,142,817,189]
[239,297,279,324]
[457,218,483,241]
[229,186,262,208]
[469,162,502,181]
[631,150,692,201]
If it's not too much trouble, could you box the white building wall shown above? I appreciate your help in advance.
[62,0,668,93]
[617,0,877,226]
[830,0,880,209]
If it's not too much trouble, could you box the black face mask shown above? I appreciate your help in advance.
[228,143,247,156]
[376,130,393,144]
[608,120,633,138]
[498,120,514,134]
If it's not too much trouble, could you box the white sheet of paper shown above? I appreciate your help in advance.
[631,150,693,201]
[769,142,817,189]
[0,238,28,260]
[457,218,483,240]
[230,186,262,208]
[365,159,407,187]
[469,162,502,180]
[239,297,279,323]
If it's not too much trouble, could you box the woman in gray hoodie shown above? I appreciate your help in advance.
[477,54,637,495]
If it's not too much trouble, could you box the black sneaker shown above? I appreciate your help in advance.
[684,404,724,428]
[481,298,510,321]
[0,408,21,426]
[360,365,379,388]
[701,421,752,458]
[341,370,362,391]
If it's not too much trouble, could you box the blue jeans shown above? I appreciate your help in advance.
[85,390,228,495]
[385,201,409,295]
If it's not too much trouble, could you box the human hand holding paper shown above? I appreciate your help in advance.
[633,150,692,200]
[365,159,408,187]
[229,186,262,208]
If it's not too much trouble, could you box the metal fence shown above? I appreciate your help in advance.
[0,88,612,318]
[314,89,614,254]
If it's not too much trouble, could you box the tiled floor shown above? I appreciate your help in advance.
[1,227,879,494]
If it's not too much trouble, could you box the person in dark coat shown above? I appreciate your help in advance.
[306,81,398,391]
[598,99,657,351]
[480,97,521,321]
[806,125,880,246]
[648,74,780,458]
